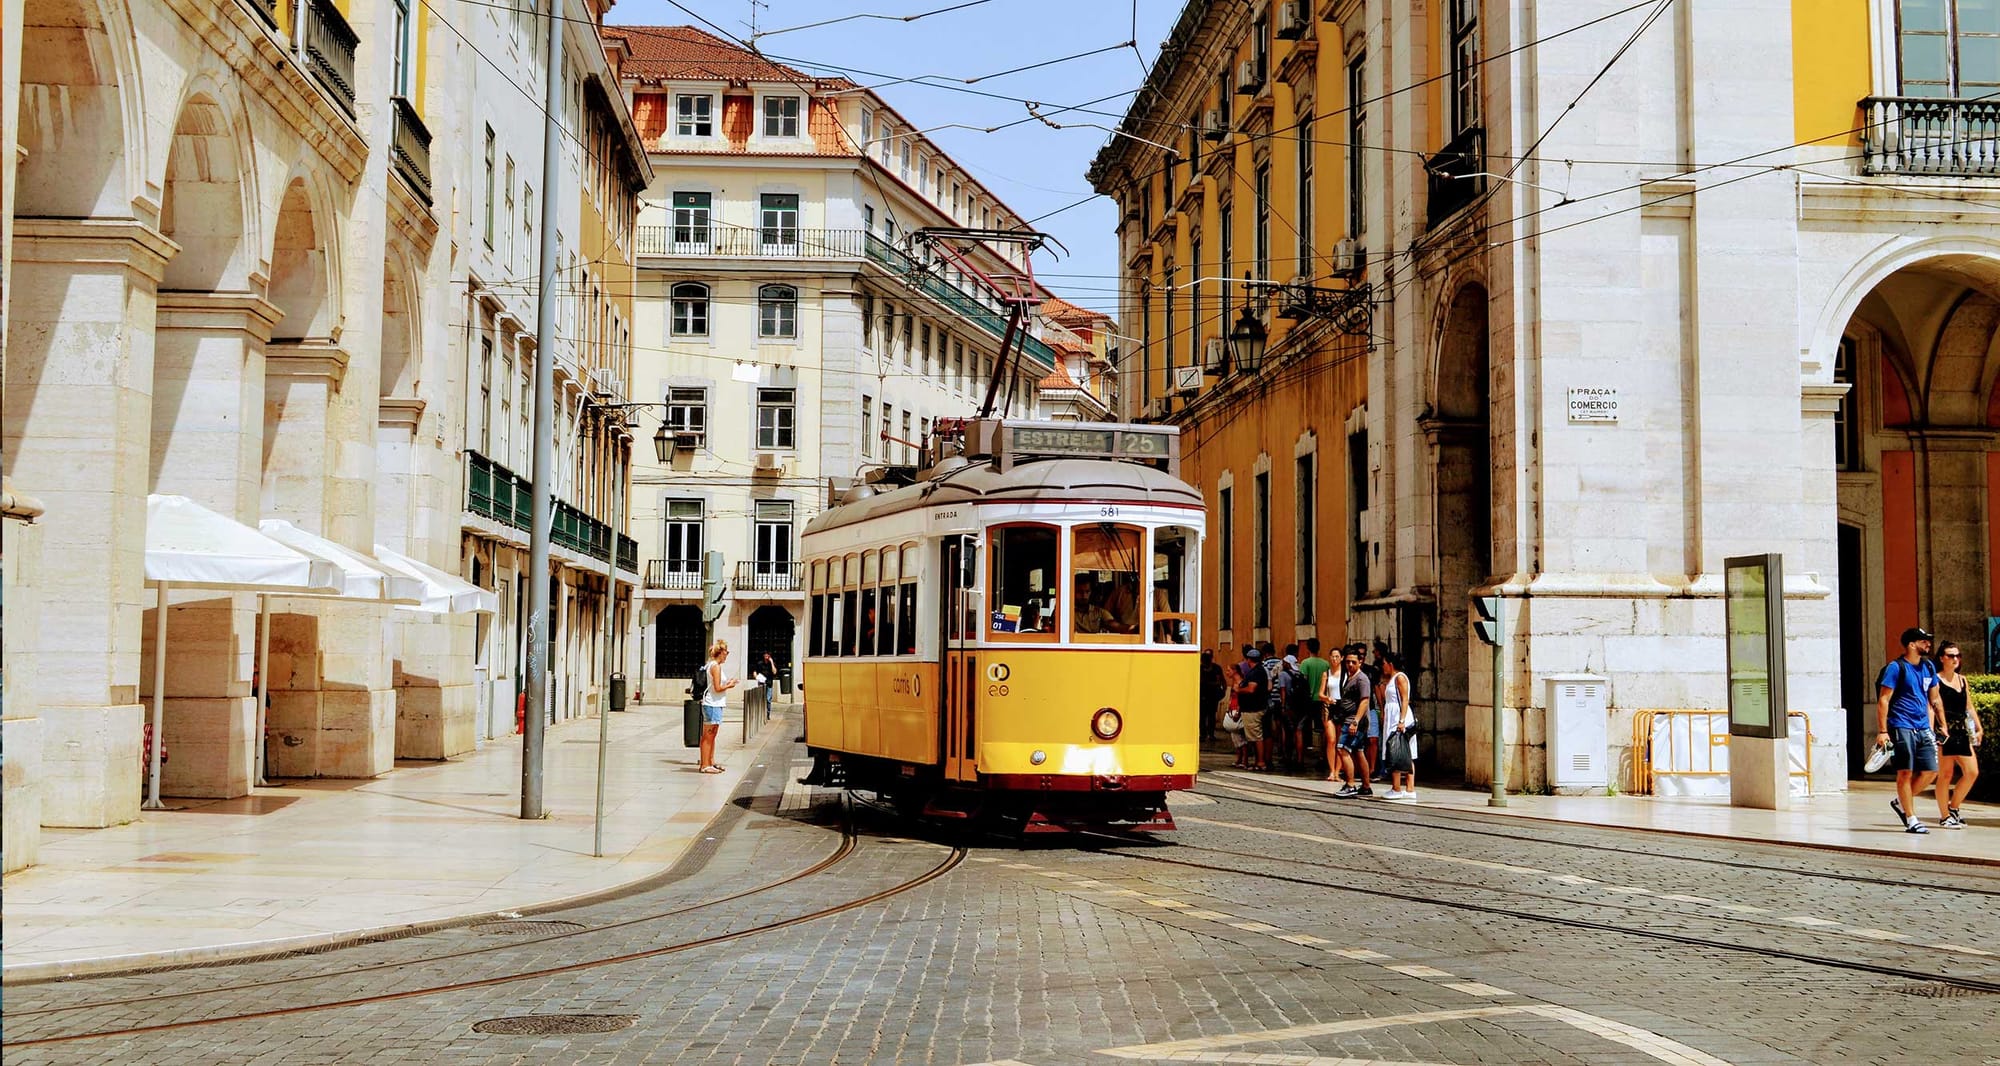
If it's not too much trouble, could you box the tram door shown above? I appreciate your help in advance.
[940,536,979,782]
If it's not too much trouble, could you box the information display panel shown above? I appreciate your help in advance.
[1724,553,1788,740]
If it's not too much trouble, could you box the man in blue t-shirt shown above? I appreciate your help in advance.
[1876,626,1949,834]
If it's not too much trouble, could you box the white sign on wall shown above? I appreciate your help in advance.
[1567,387,1620,423]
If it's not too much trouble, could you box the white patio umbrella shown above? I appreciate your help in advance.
[250,520,428,784]
[374,544,499,615]
[143,495,342,810]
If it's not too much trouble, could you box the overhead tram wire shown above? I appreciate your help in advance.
[747,0,998,42]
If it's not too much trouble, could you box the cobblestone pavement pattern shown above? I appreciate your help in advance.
[7,749,2000,1066]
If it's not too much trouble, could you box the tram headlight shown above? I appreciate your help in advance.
[1161,752,1175,768]
[1091,707,1123,741]
[1030,749,1047,766]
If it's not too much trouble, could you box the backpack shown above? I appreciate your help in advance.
[690,662,709,702]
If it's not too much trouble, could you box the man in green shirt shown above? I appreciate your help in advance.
[1299,638,1332,774]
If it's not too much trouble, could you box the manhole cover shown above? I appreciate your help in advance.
[471,919,586,936]
[472,1014,637,1036]
[1893,983,1994,998]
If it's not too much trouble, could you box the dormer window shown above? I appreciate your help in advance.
[763,95,802,137]
[675,94,713,137]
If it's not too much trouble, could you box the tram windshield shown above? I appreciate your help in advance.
[988,524,1060,641]
[1152,525,1198,645]
[1072,524,1144,642]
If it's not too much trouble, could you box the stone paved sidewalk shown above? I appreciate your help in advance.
[0,696,789,980]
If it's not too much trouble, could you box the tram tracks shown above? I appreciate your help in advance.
[9,805,968,1048]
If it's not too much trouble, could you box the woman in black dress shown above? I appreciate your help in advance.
[1934,642,1980,829]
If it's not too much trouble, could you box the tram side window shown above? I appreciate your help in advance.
[988,524,1060,641]
[841,554,859,656]
[1152,525,1199,645]
[808,561,826,657]
[1072,524,1145,642]
[900,543,920,655]
[878,547,900,656]
[859,587,878,655]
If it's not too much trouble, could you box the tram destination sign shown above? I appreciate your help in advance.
[1006,425,1174,460]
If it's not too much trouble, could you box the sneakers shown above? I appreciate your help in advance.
[1939,814,1966,829]
[1356,786,1375,797]
[1890,797,1908,823]
[1383,789,1417,801]
[1333,786,1359,798]
[1906,820,1931,834]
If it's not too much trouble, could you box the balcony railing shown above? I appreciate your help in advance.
[390,96,433,205]
[1425,126,1486,230]
[466,451,636,571]
[863,233,1060,372]
[244,0,279,29]
[304,0,359,117]
[645,560,702,590]
[635,225,866,259]
[1861,96,2000,177]
[734,560,803,592]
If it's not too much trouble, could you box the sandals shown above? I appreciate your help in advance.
[699,765,725,774]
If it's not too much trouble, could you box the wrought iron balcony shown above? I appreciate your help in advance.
[734,560,803,593]
[863,233,1062,371]
[390,96,433,204]
[1861,96,2000,177]
[1425,126,1486,230]
[305,0,359,117]
[466,451,636,570]
[645,560,702,591]
[635,225,866,259]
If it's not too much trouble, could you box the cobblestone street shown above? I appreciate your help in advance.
[8,750,2000,1066]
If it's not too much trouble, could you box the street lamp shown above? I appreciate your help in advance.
[1227,303,1268,375]
[652,420,671,464]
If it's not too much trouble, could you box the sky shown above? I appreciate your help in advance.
[608,0,1184,316]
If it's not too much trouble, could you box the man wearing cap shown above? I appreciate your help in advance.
[1235,646,1271,771]
[1877,627,1950,834]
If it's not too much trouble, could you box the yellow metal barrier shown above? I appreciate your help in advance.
[1631,709,1813,796]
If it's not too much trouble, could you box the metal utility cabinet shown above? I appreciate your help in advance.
[1545,674,1609,794]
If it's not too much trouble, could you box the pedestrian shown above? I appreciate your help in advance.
[1200,649,1228,741]
[1349,643,1385,782]
[753,650,779,720]
[1327,649,1372,795]
[698,639,738,774]
[1378,648,1417,800]
[1878,627,1947,833]
[1223,689,1250,767]
[1300,638,1333,773]
[1934,640,1981,829]
[1235,645,1270,771]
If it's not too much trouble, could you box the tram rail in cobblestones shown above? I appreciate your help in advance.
[7,799,860,1023]
[1081,828,2000,999]
[9,833,966,1048]
[1200,777,2000,894]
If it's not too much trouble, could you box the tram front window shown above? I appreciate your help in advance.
[1072,524,1144,642]
[1152,525,1198,645]
[988,524,1059,642]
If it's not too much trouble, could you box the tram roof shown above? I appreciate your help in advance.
[805,458,1202,536]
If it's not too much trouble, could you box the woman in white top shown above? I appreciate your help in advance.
[699,639,738,774]
[1377,648,1417,800]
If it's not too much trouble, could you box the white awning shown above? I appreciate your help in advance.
[259,520,426,603]
[145,495,342,593]
[374,545,499,615]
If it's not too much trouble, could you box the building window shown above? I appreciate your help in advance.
[900,140,912,179]
[763,95,801,137]
[920,324,932,374]
[756,388,796,449]
[1218,485,1234,631]
[1253,161,1270,280]
[861,395,875,457]
[391,0,411,96]
[861,109,873,149]
[754,500,794,575]
[477,335,493,452]
[666,386,707,444]
[663,499,703,581]
[1349,428,1369,596]
[1253,470,1270,628]
[1164,259,1178,388]
[502,155,516,267]
[758,284,798,338]
[1297,112,1314,276]
[672,191,711,248]
[901,315,914,367]
[1139,287,1152,407]
[675,94,713,137]
[760,193,800,247]
[952,341,966,388]
[670,282,710,337]
[1295,453,1315,625]
[900,410,913,462]
[1450,0,1482,132]
[1218,199,1234,327]
[1900,0,2000,96]
[882,402,895,457]
[1189,231,1205,352]
[482,125,495,248]
[1835,336,1861,471]
[1252,13,1269,84]
[1216,68,1233,126]
[863,203,875,235]
[1349,54,1368,237]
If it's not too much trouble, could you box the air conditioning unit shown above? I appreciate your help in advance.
[671,429,704,451]
[1277,1,1308,39]
[755,450,785,472]
[1173,365,1202,394]
[1203,337,1227,374]
[589,367,624,399]
[1201,109,1227,142]
[1332,237,1366,277]
[1236,60,1261,95]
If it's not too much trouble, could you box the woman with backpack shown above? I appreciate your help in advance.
[697,639,738,774]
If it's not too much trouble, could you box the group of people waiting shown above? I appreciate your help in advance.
[1201,638,1421,801]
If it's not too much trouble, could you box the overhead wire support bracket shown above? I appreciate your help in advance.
[898,226,1065,421]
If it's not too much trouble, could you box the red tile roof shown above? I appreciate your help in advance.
[605,25,856,90]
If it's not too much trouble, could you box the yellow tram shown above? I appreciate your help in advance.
[799,419,1205,832]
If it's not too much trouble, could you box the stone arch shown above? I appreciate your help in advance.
[16,0,145,219]
[157,80,258,292]
[267,176,338,341]
[380,252,420,398]
[1804,234,2000,379]
[1422,279,1493,782]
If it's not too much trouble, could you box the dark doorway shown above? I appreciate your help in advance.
[1839,523,1872,779]
[1427,283,1491,780]
[747,606,795,672]
[655,604,705,679]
